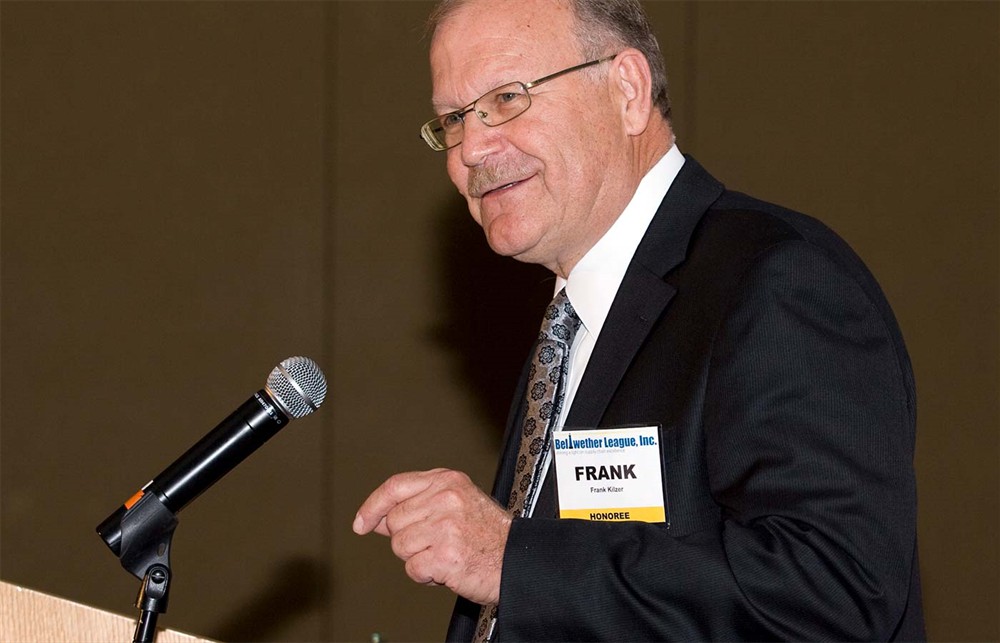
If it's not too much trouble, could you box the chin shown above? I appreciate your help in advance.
[483,232,522,258]
[479,200,549,256]
[484,225,544,262]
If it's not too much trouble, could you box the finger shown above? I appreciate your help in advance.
[388,508,448,560]
[382,482,453,536]
[353,469,447,534]
[370,515,389,537]
[404,548,440,586]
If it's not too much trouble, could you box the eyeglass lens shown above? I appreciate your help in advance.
[427,82,531,150]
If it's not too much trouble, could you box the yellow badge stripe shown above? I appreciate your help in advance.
[560,506,665,523]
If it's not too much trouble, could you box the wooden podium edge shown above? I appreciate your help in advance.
[0,580,214,642]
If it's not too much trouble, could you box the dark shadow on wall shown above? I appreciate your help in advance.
[429,196,554,444]
[206,556,329,642]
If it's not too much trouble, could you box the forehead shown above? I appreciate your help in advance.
[430,0,581,109]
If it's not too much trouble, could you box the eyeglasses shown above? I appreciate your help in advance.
[420,54,617,151]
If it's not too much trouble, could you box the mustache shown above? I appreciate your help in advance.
[467,158,535,198]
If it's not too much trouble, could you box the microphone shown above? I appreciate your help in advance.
[97,356,327,556]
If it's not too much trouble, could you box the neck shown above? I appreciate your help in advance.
[546,120,674,279]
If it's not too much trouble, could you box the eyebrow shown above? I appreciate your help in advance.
[430,100,456,115]
[430,73,512,115]
[431,96,478,118]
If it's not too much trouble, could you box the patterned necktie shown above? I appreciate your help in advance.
[473,288,582,643]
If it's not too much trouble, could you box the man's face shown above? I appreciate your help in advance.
[430,0,625,276]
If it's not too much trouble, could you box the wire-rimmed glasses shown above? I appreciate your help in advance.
[420,54,617,151]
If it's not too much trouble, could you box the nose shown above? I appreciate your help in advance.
[459,113,503,167]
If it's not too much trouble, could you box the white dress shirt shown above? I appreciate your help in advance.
[526,144,685,516]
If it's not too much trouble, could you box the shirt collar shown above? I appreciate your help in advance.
[555,145,685,338]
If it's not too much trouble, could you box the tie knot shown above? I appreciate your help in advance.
[541,288,582,344]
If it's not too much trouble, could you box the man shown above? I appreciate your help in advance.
[354,0,924,640]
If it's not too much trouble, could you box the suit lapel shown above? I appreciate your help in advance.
[565,265,674,428]
[565,156,725,429]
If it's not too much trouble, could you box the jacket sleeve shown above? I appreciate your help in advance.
[495,240,918,641]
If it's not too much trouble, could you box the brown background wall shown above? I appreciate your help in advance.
[2,1,996,641]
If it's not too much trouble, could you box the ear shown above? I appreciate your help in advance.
[610,48,654,136]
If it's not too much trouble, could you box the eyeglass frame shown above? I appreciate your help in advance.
[419,54,618,151]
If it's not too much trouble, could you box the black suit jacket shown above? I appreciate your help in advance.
[447,157,924,641]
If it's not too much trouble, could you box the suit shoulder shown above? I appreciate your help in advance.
[673,189,906,343]
[705,190,844,249]
[690,190,874,285]
[678,189,915,410]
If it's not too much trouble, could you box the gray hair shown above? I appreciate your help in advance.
[426,0,671,121]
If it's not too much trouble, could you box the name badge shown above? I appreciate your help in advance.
[552,426,666,523]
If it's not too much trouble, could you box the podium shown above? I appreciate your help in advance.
[0,581,212,643]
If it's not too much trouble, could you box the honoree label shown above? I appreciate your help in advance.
[552,426,666,523]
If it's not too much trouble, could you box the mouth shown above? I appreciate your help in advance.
[484,180,522,197]
[476,175,532,200]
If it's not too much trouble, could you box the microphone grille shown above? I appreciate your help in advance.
[265,356,328,419]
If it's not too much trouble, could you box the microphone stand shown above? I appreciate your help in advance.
[101,492,179,643]
[134,564,171,642]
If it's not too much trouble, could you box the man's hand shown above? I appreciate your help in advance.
[353,468,511,605]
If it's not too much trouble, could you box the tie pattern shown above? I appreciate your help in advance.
[473,288,582,642]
